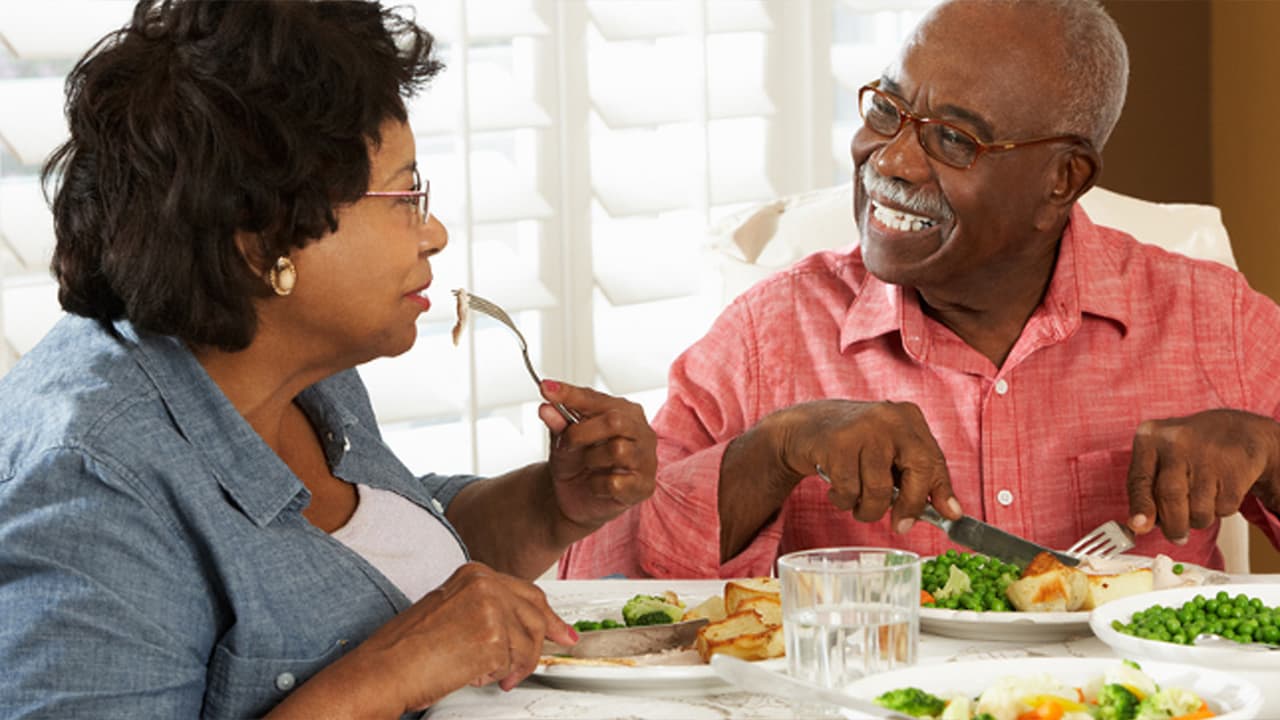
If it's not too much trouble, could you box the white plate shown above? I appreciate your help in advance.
[921,555,1224,642]
[532,579,785,696]
[1090,583,1280,671]
[921,606,1091,642]
[844,657,1263,720]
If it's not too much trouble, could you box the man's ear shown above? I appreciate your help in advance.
[1051,144,1102,206]
[1035,144,1101,231]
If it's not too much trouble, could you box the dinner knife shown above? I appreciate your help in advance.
[918,504,1080,568]
[710,655,914,719]
[542,618,709,659]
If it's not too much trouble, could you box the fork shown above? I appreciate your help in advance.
[454,290,581,425]
[1063,520,1135,561]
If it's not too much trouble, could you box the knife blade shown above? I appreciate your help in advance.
[542,618,709,659]
[710,655,914,719]
[919,505,1080,568]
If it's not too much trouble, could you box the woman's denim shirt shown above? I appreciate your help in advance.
[0,316,478,718]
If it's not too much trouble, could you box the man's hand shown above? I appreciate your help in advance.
[1126,409,1280,543]
[772,399,961,531]
[539,380,657,535]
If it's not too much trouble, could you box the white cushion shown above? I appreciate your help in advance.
[712,183,1237,304]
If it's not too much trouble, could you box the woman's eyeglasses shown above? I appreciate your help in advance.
[364,174,430,223]
[857,80,1090,169]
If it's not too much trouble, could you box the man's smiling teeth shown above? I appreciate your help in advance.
[872,202,936,232]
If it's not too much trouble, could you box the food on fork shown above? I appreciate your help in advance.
[450,288,469,345]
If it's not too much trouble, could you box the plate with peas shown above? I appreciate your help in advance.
[920,550,1095,642]
[1090,583,1280,671]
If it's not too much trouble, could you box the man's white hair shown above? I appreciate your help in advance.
[934,0,1130,149]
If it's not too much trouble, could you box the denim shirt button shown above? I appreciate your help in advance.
[275,672,296,691]
[342,436,351,452]
[431,497,444,514]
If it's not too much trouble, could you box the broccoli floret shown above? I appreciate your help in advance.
[1096,683,1141,720]
[621,594,684,627]
[1134,687,1205,720]
[972,715,997,720]
[873,687,948,718]
[572,618,625,633]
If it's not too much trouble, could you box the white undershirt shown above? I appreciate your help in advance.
[331,484,466,604]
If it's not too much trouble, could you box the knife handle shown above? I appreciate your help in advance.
[918,503,951,530]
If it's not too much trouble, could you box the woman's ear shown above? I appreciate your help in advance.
[234,231,271,277]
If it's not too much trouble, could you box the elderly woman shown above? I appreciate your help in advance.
[0,2,656,718]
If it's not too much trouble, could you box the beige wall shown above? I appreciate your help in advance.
[1101,1,1279,573]
[1212,1,1280,574]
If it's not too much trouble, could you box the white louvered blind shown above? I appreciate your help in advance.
[0,0,935,476]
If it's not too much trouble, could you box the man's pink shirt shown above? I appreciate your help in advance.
[561,205,1280,578]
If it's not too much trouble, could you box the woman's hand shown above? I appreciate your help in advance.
[272,563,577,717]
[539,380,657,534]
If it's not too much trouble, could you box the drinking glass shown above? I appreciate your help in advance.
[778,547,921,690]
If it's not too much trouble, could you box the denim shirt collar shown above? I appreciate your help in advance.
[119,320,353,527]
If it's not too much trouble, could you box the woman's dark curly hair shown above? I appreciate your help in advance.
[42,0,443,351]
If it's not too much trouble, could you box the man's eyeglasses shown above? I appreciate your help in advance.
[364,174,430,223]
[857,80,1090,169]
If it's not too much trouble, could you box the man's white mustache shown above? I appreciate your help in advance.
[860,164,952,222]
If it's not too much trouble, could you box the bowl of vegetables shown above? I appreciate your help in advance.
[1090,584,1280,671]
[845,657,1263,720]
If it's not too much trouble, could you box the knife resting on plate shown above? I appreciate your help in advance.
[542,618,709,659]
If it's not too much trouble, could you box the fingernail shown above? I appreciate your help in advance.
[1130,514,1147,529]
[896,518,915,534]
[568,626,579,642]
[1173,535,1189,546]
[946,498,962,516]
[542,379,561,393]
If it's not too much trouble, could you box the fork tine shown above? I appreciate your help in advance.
[1065,520,1135,560]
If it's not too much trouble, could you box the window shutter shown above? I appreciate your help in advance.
[0,0,938,476]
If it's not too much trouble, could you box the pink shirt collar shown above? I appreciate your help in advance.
[839,204,1146,374]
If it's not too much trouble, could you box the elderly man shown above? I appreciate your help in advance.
[561,0,1280,579]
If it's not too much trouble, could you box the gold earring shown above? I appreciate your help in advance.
[267,256,297,296]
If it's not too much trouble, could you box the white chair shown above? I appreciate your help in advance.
[710,183,1250,573]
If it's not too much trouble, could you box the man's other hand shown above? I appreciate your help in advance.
[1126,409,1280,543]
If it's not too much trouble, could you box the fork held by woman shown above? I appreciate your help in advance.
[454,289,581,424]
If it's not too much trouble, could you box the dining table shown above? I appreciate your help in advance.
[425,574,1280,720]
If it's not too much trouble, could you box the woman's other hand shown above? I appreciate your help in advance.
[538,380,657,532]
[272,562,576,717]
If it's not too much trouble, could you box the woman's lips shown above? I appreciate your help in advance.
[405,286,431,312]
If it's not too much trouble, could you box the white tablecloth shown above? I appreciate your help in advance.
[426,576,1280,720]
